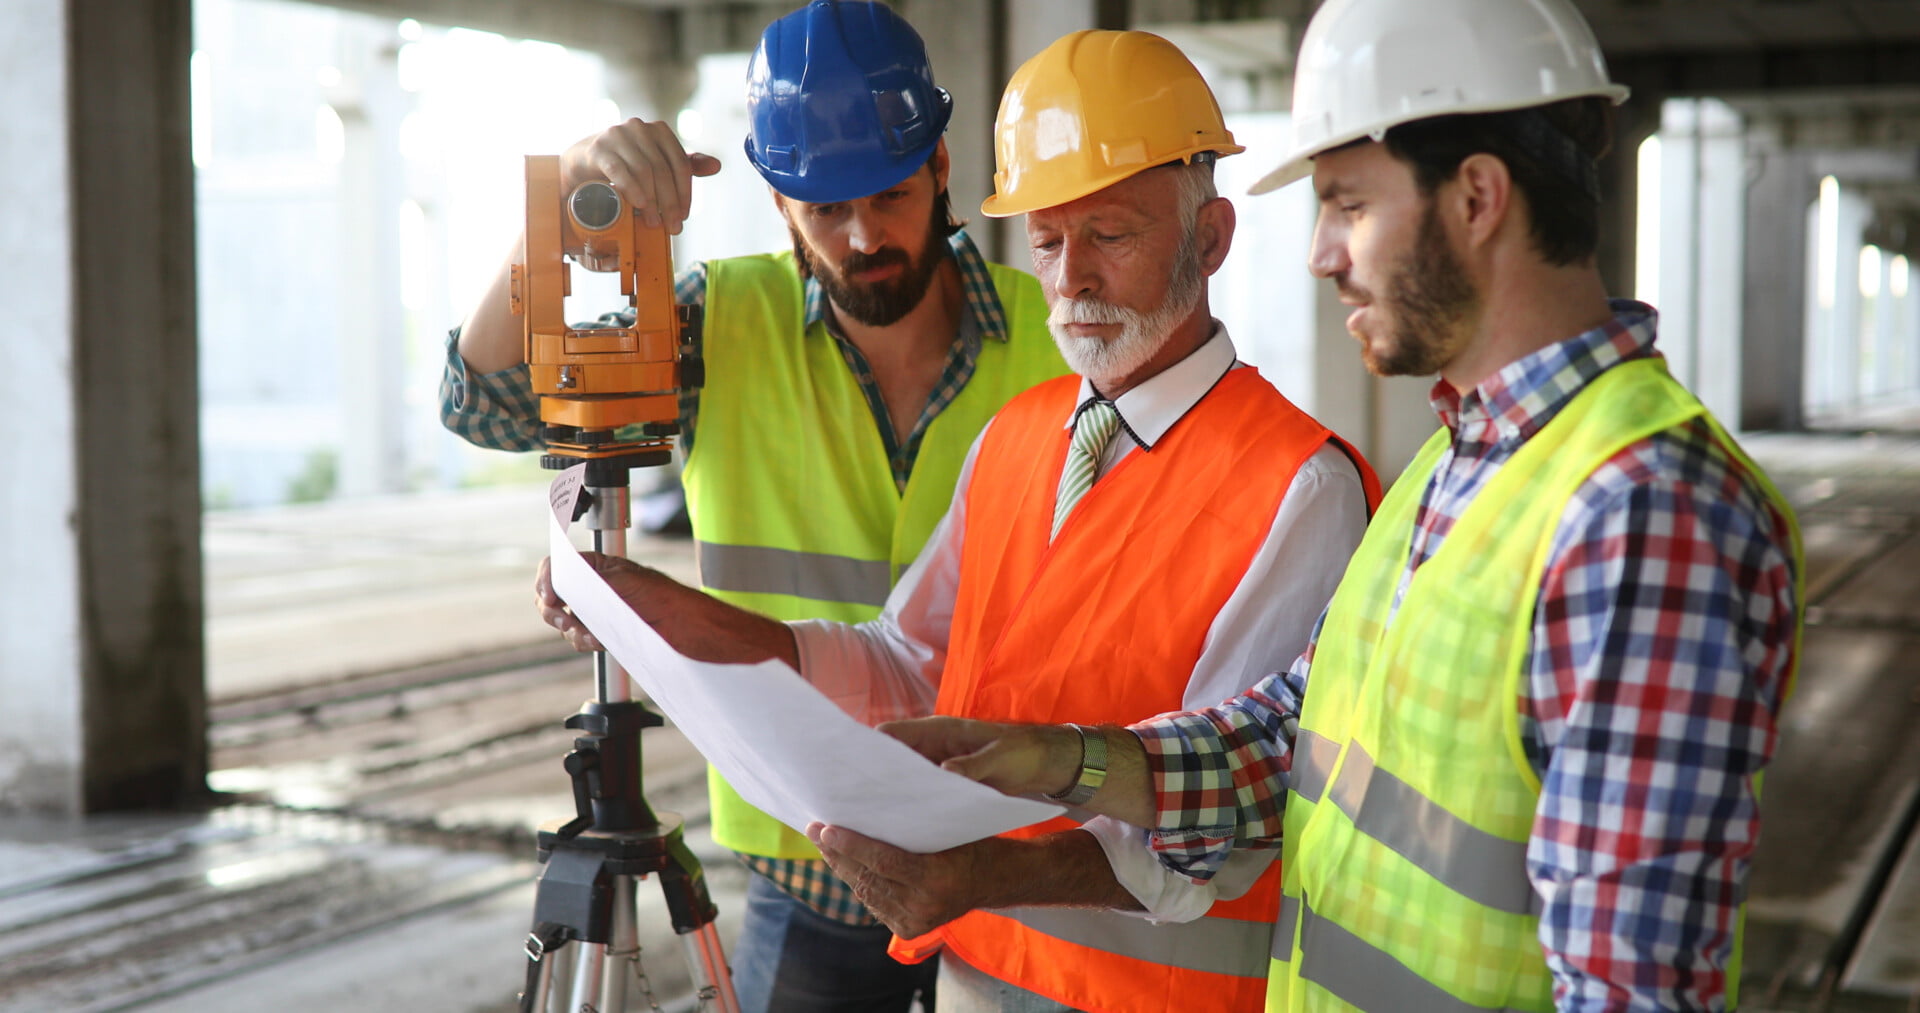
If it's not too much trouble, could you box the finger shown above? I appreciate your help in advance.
[562,624,605,654]
[810,840,918,936]
[602,120,687,232]
[537,599,594,648]
[941,727,1073,797]
[586,123,669,230]
[534,557,558,605]
[688,152,723,177]
[878,715,1000,763]
[815,825,906,879]
[809,825,872,884]
[633,121,695,233]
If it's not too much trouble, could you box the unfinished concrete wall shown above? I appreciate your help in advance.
[1,0,85,815]
[0,0,206,816]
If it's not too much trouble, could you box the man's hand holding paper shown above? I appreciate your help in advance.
[538,465,1058,855]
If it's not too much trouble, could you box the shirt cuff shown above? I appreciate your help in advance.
[1129,710,1267,882]
[1080,818,1217,923]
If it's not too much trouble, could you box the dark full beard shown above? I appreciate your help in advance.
[1355,200,1479,377]
[792,196,950,328]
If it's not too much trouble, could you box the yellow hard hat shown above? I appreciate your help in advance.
[981,30,1244,218]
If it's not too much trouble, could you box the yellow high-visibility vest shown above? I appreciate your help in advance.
[686,250,1063,860]
[1271,357,1801,1011]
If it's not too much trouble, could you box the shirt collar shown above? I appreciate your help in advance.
[1066,322,1240,451]
[802,228,1009,343]
[1429,299,1658,446]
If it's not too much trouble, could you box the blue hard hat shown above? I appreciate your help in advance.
[744,1,954,204]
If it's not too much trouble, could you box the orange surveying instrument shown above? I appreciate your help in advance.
[512,154,702,470]
[509,156,737,1013]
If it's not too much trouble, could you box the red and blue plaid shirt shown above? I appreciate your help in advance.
[1131,301,1799,1011]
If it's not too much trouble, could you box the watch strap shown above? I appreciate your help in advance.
[1044,723,1108,807]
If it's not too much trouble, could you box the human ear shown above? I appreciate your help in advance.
[1451,153,1512,248]
[1196,197,1236,277]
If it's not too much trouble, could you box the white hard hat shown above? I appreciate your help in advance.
[1250,0,1630,195]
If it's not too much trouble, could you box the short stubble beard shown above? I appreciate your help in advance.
[1342,198,1478,377]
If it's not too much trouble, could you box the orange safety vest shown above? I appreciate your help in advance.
[891,368,1380,1012]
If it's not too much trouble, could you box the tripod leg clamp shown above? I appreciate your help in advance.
[519,923,571,1013]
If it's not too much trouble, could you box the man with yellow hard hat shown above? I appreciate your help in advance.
[537,29,1378,1012]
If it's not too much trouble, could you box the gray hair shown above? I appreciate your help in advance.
[1170,159,1219,232]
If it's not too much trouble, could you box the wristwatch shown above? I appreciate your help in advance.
[1044,723,1108,807]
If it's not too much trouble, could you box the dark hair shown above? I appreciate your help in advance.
[936,186,964,238]
[1382,96,1614,267]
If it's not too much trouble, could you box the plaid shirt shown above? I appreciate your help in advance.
[1132,301,1799,1010]
[441,230,1012,925]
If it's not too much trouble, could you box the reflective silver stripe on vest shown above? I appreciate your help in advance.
[999,906,1271,978]
[1289,728,1341,804]
[695,541,893,607]
[1295,899,1531,1012]
[1324,742,1539,916]
[1272,893,1300,961]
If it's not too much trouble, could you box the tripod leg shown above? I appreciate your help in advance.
[602,876,637,1010]
[570,940,610,1012]
[521,925,570,1013]
[679,922,741,1013]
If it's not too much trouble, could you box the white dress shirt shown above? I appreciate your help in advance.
[790,324,1370,921]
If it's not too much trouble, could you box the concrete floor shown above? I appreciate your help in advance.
[1,436,1918,1012]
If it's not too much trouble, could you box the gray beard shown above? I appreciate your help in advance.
[1046,240,1204,387]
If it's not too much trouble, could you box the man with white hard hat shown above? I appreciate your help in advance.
[875,0,1806,1009]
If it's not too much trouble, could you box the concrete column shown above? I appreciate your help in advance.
[1868,247,1897,401]
[1741,144,1815,431]
[1649,99,1748,426]
[1906,259,1920,394]
[1598,91,1659,300]
[0,0,205,815]
[1819,187,1870,417]
[0,0,84,815]
[902,0,1014,262]
[335,22,411,499]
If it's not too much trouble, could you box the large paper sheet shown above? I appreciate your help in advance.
[546,466,1060,854]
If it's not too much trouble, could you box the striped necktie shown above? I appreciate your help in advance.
[1052,400,1122,539]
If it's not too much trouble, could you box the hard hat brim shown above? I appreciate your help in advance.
[751,129,946,205]
[1248,83,1629,197]
[980,143,1246,219]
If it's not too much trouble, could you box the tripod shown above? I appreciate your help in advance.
[519,454,739,1013]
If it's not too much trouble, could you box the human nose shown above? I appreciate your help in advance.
[1307,212,1348,280]
[1054,235,1101,301]
[847,204,888,255]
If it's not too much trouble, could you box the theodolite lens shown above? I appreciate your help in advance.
[569,182,623,232]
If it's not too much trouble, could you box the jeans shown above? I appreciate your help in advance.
[731,873,938,1013]
[934,951,1082,1013]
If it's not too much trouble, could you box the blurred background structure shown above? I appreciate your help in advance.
[2,1,1919,1009]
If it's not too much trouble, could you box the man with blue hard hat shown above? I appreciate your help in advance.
[441,3,1066,1008]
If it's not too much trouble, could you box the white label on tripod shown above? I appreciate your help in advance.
[549,464,585,525]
